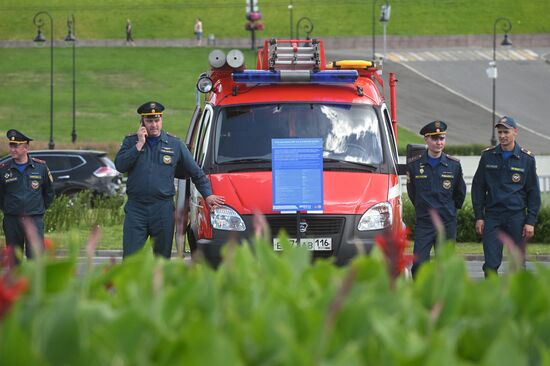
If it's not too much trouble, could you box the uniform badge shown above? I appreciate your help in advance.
[512,173,521,183]
[48,170,54,182]
[163,155,172,164]
[419,168,424,174]
[31,180,40,190]
[4,173,9,179]
[435,121,441,128]
[442,180,451,189]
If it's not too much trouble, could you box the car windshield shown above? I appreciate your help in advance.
[214,103,384,165]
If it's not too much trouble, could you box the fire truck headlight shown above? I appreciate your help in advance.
[196,76,213,93]
[210,206,246,231]
[357,202,393,231]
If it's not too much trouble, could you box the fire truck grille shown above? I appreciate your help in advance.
[266,215,345,236]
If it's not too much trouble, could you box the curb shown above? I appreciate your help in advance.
[2,34,550,49]
[60,250,550,262]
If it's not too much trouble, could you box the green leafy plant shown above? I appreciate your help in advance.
[2,228,550,365]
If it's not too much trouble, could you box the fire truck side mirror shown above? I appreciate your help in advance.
[406,144,427,159]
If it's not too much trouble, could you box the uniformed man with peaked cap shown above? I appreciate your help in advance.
[472,116,541,277]
[115,101,225,259]
[0,129,54,262]
[406,120,466,278]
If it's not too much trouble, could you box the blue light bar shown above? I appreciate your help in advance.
[232,70,358,84]
[310,70,358,83]
[232,70,281,83]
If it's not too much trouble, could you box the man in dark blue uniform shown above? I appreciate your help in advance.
[472,116,541,276]
[0,130,54,262]
[115,101,224,258]
[407,121,466,277]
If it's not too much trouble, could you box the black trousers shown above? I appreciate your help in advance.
[122,199,175,259]
[411,218,457,278]
[3,215,45,261]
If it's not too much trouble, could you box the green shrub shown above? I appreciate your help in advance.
[398,144,487,156]
[0,192,125,235]
[403,195,549,244]
[533,205,550,243]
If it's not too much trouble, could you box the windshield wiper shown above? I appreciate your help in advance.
[323,158,378,171]
[219,158,271,165]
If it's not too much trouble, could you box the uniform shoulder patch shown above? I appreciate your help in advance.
[445,154,460,162]
[521,147,535,157]
[482,146,496,153]
[407,154,422,164]
[32,157,46,164]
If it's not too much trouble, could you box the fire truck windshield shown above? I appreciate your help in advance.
[214,103,384,166]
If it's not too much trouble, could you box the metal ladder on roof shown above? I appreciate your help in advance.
[267,39,322,71]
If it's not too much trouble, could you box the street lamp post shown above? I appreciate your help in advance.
[65,14,77,143]
[288,0,294,39]
[379,2,391,59]
[296,17,314,40]
[371,0,380,59]
[489,17,512,146]
[33,11,55,150]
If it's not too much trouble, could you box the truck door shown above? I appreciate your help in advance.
[175,105,203,254]
[188,105,214,242]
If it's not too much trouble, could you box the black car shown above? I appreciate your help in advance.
[1,150,123,196]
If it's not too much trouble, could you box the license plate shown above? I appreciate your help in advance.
[273,238,332,251]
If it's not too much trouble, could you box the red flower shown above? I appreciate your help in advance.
[0,246,30,320]
[375,227,414,283]
[0,275,29,320]
[44,238,54,251]
[0,246,16,271]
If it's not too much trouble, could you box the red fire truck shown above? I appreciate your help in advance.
[178,39,406,266]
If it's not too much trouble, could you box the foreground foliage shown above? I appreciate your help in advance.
[2,231,550,365]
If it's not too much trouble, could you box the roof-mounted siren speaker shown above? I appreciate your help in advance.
[208,50,226,68]
[226,49,245,69]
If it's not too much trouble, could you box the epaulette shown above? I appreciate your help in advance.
[126,133,137,137]
[32,157,46,164]
[482,146,496,153]
[521,147,535,157]
[445,154,460,162]
[407,154,422,164]
[166,132,179,138]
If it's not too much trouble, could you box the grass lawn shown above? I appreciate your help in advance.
[1,0,548,40]
[0,47,422,156]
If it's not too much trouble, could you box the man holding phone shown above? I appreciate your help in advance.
[115,101,224,258]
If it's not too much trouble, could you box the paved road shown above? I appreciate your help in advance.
[327,47,550,153]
